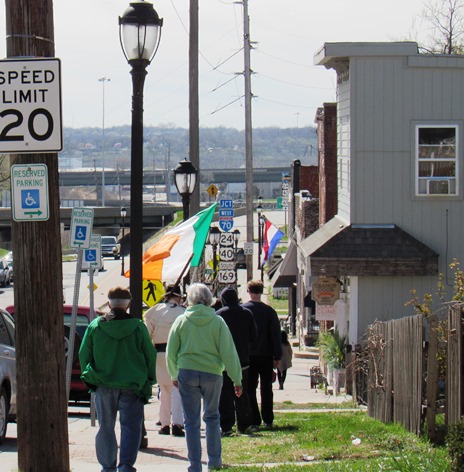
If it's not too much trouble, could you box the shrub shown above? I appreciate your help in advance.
[446,418,464,471]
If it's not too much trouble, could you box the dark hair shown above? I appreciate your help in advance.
[247,279,263,294]
[281,330,289,345]
[108,286,132,300]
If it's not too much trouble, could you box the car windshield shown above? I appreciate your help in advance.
[63,314,91,338]
[101,237,116,245]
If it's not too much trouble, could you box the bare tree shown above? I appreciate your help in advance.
[422,0,464,54]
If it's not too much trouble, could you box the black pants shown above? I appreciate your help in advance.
[219,369,252,432]
[277,369,287,387]
[247,355,274,426]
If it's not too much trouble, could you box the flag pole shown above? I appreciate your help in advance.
[173,253,194,297]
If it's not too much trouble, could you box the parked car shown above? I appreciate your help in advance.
[0,308,16,444]
[0,259,11,287]
[4,252,12,282]
[5,304,101,404]
[101,236,121,260]
[62,305,102,403]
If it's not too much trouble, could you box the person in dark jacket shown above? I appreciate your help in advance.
[241,279,282,430]
[79,286,157,472]
[216,286,257,435]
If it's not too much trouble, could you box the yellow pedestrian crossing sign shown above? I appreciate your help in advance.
[207,184,218,198]
[142,280,165,308]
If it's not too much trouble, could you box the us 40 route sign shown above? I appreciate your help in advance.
[11,163,49,221]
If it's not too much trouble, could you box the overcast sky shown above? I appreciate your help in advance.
[0,0,428,130]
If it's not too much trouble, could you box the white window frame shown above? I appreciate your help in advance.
[415,124,458,197]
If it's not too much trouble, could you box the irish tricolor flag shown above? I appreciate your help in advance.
[261,217,284,264]
[139,203,217,282]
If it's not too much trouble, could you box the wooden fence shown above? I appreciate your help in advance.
[349,305,464,438]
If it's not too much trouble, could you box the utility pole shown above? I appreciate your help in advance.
[5,0,70,470]
[189,0,200,217]
[243,0,254,281]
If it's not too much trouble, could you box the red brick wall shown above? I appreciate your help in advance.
[300,165,319,198]
[316,103,337,225]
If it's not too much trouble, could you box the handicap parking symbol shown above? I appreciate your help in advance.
[21,189,40,209]
[85,249,97,262]
[75,225,87,241]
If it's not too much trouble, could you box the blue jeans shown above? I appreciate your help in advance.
[95,386,144,472]
[178,369,223,472]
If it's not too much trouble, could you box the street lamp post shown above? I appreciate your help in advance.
[174,158,198,221]
[208,226,220,295]
[120,206,127,276]
[256,196,263,270]
[119,0,163,319]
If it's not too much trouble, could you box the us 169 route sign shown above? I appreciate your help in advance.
[0,58,62,153]
[11,163,49,221]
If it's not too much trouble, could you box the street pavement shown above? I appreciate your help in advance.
[1,355,351,471]
[0,209,346,471]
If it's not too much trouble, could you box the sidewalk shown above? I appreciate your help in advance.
[0,356,351,471]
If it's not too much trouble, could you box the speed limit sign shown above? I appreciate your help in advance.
[0,58,62,153]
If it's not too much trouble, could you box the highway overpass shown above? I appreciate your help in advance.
[0,205,178,243]
[58,166,291,187]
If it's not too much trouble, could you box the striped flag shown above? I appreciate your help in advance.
[127,203,217,282]
[261,218,284,264]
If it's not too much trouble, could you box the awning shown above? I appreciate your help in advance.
[300,216,438,277]
[271,240,298,287]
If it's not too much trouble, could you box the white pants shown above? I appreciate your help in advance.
[157,353,183,426]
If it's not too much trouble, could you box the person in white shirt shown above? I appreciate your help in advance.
[144,284,185,436]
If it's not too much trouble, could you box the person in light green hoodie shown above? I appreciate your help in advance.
[79,286,157,472]
[166,283,242,472]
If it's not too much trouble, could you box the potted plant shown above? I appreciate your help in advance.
[316,329,347,394]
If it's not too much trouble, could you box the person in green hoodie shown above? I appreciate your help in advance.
[166,283,242,472]
[79,286,157,472]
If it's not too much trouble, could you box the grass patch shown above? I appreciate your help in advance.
[0,248,9,258]
[275,400,360,410]
[222,411,450,471]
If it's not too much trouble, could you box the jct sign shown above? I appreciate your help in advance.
[0,58,62,153]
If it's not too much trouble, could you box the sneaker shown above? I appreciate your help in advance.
[248,425,260,433]
[158,425,170,435]
[238,426,255,435]
[263,423,273,430]
[172,424,185,437]
[221,430,233,437]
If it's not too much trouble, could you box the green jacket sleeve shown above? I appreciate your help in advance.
[78,320,95,370]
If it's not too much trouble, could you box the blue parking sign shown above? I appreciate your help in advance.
[75,225,87,241]
[21,189,40,209]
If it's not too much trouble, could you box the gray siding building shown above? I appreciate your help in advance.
[299,42,464,342]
